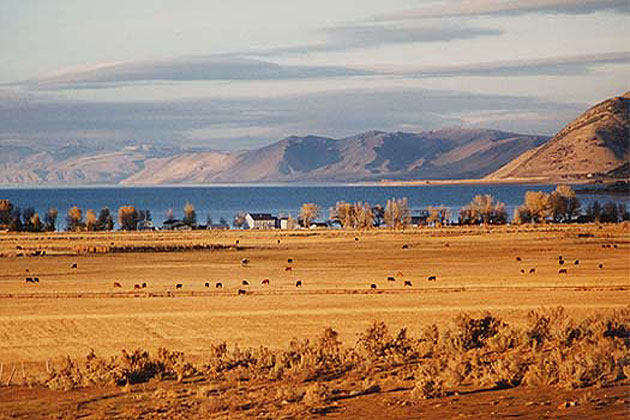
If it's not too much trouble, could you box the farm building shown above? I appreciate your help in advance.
[245,213,278,229]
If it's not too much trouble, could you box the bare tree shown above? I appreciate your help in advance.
[354,202,374,229]
[330,201,354,228]
[118,206,139,231]
[459,195,506,225]
[233,212,247,229]
[384,198,411,229]
[85,209,97,231]
[66,206,84,231]
[300,203,320,228]
[183,202,197,227]
[96,207,114,231]
[44,207,58,232]
[524,191,550,224]
[427,206,451,227]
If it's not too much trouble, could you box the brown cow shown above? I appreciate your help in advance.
[261,278,270,286]
[396,271,404,277]
[285,266,292,272]
[113,282,122,288]
[134,284,141,290]
[520,269,525,274]
[529,268,536,274]
[516,257,522,262]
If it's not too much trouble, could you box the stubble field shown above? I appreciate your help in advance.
[0,224,628,419]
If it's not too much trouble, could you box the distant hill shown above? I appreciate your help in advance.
[124,128,548,184]
[0,128,547,185]
[488,92,630,181]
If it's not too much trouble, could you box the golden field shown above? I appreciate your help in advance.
[0,224,628,365]
[0,224,628,419]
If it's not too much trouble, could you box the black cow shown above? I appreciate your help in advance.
[387,276,395,282]
[370,284,377,289]
[558,268,568,274]
[215,282,223,289]
[261,278,270,286]
[574,260,580,265]
[295,280,302,288]
[287,258,293,263]
[25,277,35,283]
[142,282,147,288]
[516,257,522,262]
[242,280,249,286]
[71,263,78,269]
[238,289,247,295]
[598,263,604,269]
[529,268,536,274]
[404,280,412,287]
[402,244,409,250]
[427,275,437,282]
[176,283,183,289]
[204,282,210,288]
[134,284,141,290]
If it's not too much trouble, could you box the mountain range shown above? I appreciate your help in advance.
[0,92,627,185]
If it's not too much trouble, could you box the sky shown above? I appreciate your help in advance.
[1,0,628,151]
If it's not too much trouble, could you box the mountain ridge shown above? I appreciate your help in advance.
[0,128,548,185]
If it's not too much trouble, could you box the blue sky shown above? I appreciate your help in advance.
[1,0,628,150]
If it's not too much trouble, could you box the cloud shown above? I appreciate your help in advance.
[399,51,630,78]
[0,87,583,152]
[377,0,629,21]
[13,56,373,90]
[264,24,503,55]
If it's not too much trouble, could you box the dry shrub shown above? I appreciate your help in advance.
[302,382,331,406]
[412,362,445,399]
[45,356,84,390]
[488,352,527,389]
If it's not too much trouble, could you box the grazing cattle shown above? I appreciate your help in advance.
[287,258,293,263]
[241,258,249,265]
[559,259,564,265]
[142,282,147,288]
[598,264,604,269]
[204,282,210,288]
[516,257,522,262]
[370,284,377,289]
[574,260,580,265]
[242,280,249,286]
[613,244,618,249]
[134,284,141,290]
[387,276,396,282]
[33,277,39,283]
[215,282,223,289]
[520,269,525,274]
[261,278,270,286]
[444,243,450,247]
[295,280,302,288]
[427,275,437,282]
[25,277,35,283]
[71,263,78,269]
[277,239,281,244]
[355,237,359,241]
[404,280,412,287]
[25,268,29,273]
[402,244,409,250]
[529,268,536,274]
[558,268,568,275]
[396,271,404,277]
[176,283,183,289]
[285,266,292,272]
[238,289,247,295]
[113,282,122,288]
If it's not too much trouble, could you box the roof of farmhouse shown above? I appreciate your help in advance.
[247,213,276,220]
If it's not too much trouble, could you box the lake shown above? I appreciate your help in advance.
[0,184,627,229]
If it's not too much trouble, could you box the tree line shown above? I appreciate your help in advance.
[0,186,628,232]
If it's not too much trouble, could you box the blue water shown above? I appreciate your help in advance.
[0,184,627,229]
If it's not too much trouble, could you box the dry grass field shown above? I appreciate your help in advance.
[0,224,628,419]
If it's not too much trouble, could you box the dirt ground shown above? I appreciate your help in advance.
[0,224,628,419]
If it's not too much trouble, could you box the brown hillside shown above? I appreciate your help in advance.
[488,92,629,180]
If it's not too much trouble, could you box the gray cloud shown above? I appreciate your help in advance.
[377,0,629,21]
[0,88,584,152]
[12,56,372,90]
[401,51,630,78]
[264,24,503,55]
